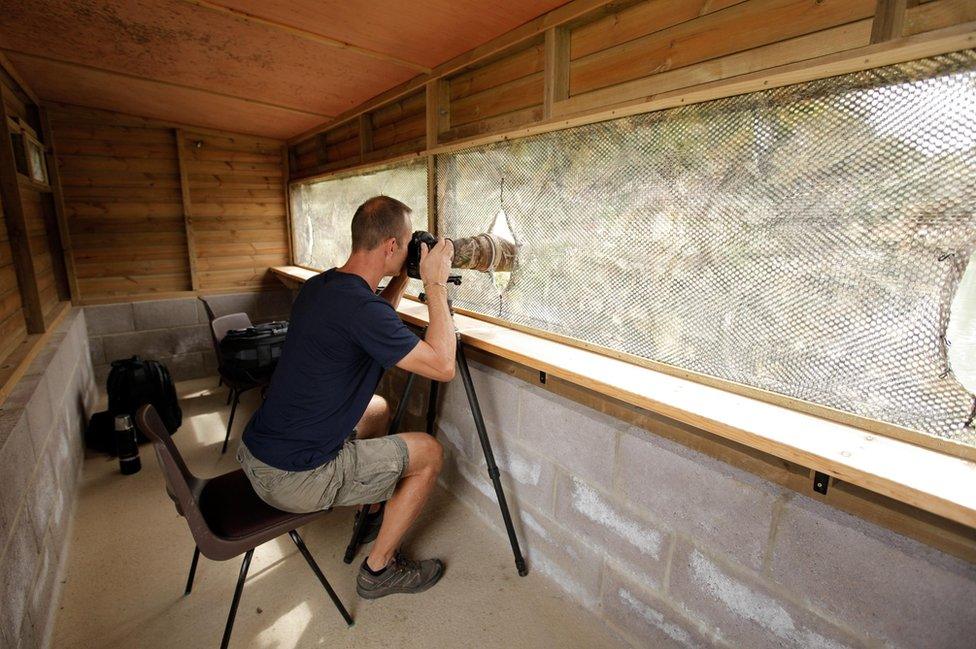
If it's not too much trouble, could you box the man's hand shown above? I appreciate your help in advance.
[419,237,454,286]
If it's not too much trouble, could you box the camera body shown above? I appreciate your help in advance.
[406,230,438,280]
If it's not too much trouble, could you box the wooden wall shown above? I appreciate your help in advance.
[48,105,289,302]
[289,0,976,180]
[181,129,289,291]
[0,191,25,360]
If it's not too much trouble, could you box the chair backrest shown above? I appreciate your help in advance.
[212,313,253,343]
[135,404,215,551]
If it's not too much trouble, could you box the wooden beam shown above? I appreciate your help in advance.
[174,129,199,291]
[3,49,332,119]
[177,0,432,74]
[872,0,908,43]
[38,108,76,302]
[0,90,45,332]
[544,26,571,118]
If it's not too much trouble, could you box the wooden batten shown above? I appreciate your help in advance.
[543,26,570,118]
[174,129,200,290]
[872,0,909,43]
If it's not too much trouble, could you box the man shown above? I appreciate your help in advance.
[237,195,456,599]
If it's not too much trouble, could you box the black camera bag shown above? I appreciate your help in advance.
[218,321,287,380]
[106,356,182,439]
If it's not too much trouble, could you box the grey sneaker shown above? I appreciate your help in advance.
[357,552,445,599]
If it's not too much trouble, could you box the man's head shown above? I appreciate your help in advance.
[350,195,413,275]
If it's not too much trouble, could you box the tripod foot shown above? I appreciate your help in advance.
[516,558,528,577]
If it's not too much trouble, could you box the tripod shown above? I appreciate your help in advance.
[342,297,528,577]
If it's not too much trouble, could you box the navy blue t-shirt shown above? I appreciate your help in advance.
[242,269,420,471]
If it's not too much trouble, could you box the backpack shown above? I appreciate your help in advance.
[106,356,182,437]
[218,321,288,382]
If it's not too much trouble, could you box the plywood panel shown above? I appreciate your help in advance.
[50,105,192,300]
[182,128,289,291]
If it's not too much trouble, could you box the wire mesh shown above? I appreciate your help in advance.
[437,50,976,446]
[291,159,428,293]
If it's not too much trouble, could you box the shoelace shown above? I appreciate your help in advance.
[393,552,422,574]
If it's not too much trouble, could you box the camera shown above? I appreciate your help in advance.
[405,230,517,284]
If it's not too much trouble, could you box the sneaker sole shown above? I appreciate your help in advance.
[356,561,444,600]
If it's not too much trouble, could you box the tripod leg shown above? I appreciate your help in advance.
[343,372,417,564]
[456,343,528,577]
[425,380,439,437]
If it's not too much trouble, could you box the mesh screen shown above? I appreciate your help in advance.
[291,159,428,293]
[437,50,976,446]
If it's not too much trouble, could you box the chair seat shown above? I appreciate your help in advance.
[199,470,309,540]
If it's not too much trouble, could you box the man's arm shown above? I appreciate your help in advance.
[396,237,456,382]
[379,269,409,309]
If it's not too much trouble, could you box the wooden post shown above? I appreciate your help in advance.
[0,90,44,332]
[359,113,373,161]
[39,107,79,302]
[174,129,200,291]
[872,0,908,43]
[426,79,450,149]
[281,144,294,264]
[544,26,571,119]
[427,155,437,235]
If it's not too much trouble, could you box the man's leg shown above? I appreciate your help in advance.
[354,395,391,515]
[365,431,443,571]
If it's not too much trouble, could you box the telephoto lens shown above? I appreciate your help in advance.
[406,230,518,280]
[114,414,142,475]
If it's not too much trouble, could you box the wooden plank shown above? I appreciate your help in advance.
[77,273,192,296]
[55,154,179,174]
[904,0,976,35]
[0,51,39,106]
[873,0,909,42]
[370,90,427,130]
[450,72,544,127]
[568,0,877,96]
[449,41,546,101]
[371,112,427,151]
[544,27,571,118]
[365,136,428,163]
[442,105,545,142]
[0,96,43,332]
[174,129,199,291]
[559,19,872,115]
[570,0,708,60]
[74,257,191,278]
[0,301,67,406]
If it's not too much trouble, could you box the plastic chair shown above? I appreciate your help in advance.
[199,297,271,454]
[135,404,352,649]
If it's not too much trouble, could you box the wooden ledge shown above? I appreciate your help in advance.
[271,266,976,528]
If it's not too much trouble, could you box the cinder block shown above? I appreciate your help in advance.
[554,472,670,589]
[254,289,294,321]
[201,350,218,374]
[200,292,261,319]
[88,335,105,367]
[84,303,135,335]
[133,298,200,331]
[769,494,976,649]
[172,324,214,355]
[5,375,53,463]
[518,384,620,489]
[101,329,176,362]
[616,427,779,571]
[0,410,34,549]
[669,539,863,649]
[0,503,40,647]
[446,453,603,609]
[603,566,714,649]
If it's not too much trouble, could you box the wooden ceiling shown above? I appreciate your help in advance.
[0,0,568,139]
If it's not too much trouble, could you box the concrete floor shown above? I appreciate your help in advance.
[51,378,628,649]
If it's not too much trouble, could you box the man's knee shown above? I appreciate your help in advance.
[403,433,443,476]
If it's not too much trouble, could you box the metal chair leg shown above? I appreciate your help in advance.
[225,388,232,405]
[184,546,201,596]
[221,389,239,455]
[289,530,354,627]
[220,549,253,649]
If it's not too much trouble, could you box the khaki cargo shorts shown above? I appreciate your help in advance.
[237,434,409,514]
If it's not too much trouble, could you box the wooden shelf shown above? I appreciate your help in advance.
[272,264,976,529]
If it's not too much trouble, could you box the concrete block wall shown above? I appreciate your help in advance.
[377,360,976,649]
[0,308,97,649]
[84,290,293,386]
